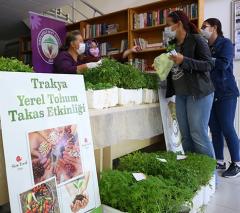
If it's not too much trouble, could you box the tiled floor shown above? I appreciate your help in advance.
[205,147,240,213]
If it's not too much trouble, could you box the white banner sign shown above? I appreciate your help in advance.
[0,72,101,213]
[158,87,184,153]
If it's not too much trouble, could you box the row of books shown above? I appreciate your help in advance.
[133,38,163,50]
[132,58,155,72]
[99,40,128,56]
[133,3,198,29]
[82,24,119,39]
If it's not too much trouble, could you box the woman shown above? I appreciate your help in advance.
[165,11,215,158]
[53,30,102,74]
[201,18,240,178]
[82,39,101,63]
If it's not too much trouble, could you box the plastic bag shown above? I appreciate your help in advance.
[153,53,174,81]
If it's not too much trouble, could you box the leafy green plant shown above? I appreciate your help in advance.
[0,57,33,72]
[84,58,121,86]
[143,73,159,90]
[100,152,216,212]
[85,82,113,90]
[100,170,193,213]
[84,58,156,90]
[73,180,83,194]
[166,43,176,52]
[118,152,216,193]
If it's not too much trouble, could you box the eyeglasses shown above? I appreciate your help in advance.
[201,25,211,30]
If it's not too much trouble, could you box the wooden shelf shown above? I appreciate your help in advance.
[132,18,198,33]
[133,47,166,53]
[84,30,128,40]
[132,24,166,33]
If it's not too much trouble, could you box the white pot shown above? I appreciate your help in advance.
[118,88,143,106]
[143,89,159,104]
[105,87,118,107]
[203,174,216,205]
[86,89,106,109]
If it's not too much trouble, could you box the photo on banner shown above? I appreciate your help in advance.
[19,177,60,213]
[27,125,83,186]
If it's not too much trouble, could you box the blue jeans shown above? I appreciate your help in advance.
[176,93,215,158]
[209,96,240,162]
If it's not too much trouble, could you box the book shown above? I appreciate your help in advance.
[133,3,198,29]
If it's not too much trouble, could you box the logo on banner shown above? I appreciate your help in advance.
[12,156,27,170]
[37,28,61,64]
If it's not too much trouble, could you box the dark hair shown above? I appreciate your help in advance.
[168,10,199,34]
[204,18,223,36]
[60,30,82,51]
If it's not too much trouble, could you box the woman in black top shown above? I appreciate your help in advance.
[166,11,215,158]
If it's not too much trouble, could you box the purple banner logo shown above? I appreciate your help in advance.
[37,28,61,64]
[29,12,66,73]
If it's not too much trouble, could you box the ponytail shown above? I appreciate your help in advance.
[168,11,199,34]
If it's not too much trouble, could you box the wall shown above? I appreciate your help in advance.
[205,0,240,78]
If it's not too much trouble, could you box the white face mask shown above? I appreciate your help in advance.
[164,26,177,40]
[200,29,212,40]
[77,43,86,55]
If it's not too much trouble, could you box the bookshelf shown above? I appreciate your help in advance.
[66,9,129,60]
[19,36,32,65]
[66,0,204,71]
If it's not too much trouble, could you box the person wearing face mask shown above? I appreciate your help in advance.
[53,30,102,74]
[82,40,101,63]
[164,11,215,158]
[201,18,240,177]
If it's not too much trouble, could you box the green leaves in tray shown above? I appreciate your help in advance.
[100,151,216,213]
[84,58,159,90]
[0,57,33,72]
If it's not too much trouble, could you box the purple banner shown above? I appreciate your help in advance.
[29,12,66,73]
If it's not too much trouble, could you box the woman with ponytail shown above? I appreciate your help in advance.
[201,18,240,178]
[165,11,215,158]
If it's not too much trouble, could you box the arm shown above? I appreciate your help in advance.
[122,46,140,58]
[214,39,234,72]
[76,64,88,74]
[180,35,214,72]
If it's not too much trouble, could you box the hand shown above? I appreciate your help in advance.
[131,45,141,53]
[32,158,53,183]
[169,53,184,65]
[71,193,89,212]
[96,59,102,65]
[86,61,101,69]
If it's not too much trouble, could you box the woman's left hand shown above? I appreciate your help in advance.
[169,53,184,65]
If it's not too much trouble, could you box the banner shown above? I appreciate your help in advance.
[29,12,66,73]
[0,73,101,213]
[158,86,184,153]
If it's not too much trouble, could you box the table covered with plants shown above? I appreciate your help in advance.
[83,58,163,148]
